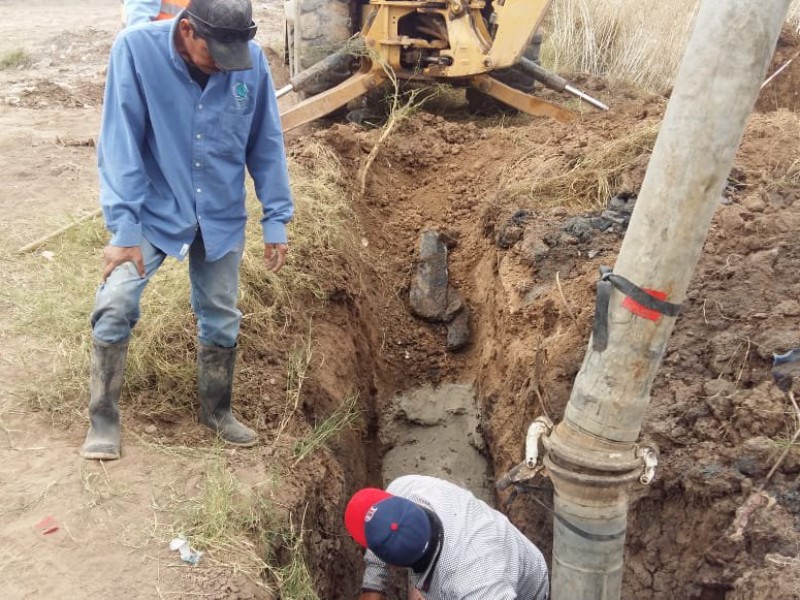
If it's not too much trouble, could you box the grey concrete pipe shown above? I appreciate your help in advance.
[542,1,792,598]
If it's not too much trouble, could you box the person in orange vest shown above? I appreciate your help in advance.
[123,0,189,27]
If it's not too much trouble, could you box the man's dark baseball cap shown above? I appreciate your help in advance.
[345,488,431,567]
[186,0,257,71]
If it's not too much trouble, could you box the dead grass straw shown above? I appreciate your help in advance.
[499,124,659,209]
[265,507,320,600]
[293,393,361,466]
[545,1,800,94]
[11,143,358,425]
[543,0,699,93]
[358,53,437,194]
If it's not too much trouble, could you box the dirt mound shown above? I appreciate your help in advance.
[9,79,105,108]
[0,26,110,108]
[38,28,113,68]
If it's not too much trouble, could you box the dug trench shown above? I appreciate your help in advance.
[251,63,800,598]
[9,33,800,600]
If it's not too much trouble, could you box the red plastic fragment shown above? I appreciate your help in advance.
[35,516,59,535]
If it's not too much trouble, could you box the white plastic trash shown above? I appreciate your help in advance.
[169,536,203,565]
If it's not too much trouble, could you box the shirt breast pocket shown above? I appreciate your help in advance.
[218,111,253,158]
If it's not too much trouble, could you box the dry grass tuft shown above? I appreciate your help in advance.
[179,450,273,549]
[177,450,320,598]
[293,393,361,466]
[273,332,315,446]
[239,142,356,344]
[265,508,320,600]
[544,0,800,93]
[0,48,31,70]
[499,124,659,209]
[789,3,800,30]
[544,0,700,93]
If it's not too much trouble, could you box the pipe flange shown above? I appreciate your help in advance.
[544,454,641,489]
[543,422,642,474]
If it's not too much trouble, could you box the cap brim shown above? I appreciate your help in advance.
[207,38,252,71]
[345,488,392,547]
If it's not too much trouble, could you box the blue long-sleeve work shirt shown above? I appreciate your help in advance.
[123,0,162,27]
[98,18,293,262]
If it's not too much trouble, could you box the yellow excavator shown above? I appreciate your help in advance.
[279,0,608,131]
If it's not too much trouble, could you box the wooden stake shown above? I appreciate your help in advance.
[16,209,102,254]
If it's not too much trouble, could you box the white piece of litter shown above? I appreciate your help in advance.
[169,536,203,565]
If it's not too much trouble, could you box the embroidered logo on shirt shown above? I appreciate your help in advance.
[233,82,249,104]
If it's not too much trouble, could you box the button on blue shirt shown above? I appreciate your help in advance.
[98,17,293,262]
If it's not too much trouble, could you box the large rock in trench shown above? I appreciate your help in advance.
[409,230,450,321]
[409,229,472,351]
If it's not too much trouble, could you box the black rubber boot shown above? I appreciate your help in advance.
[197,344,257,447]
[80,339,128,460]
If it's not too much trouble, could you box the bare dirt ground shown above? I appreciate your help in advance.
[0,2,294,599]
[2,1,800,599]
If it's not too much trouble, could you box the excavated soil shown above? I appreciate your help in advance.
[2,3,800,598]
[297,59,800,597]
[342,111,797,597]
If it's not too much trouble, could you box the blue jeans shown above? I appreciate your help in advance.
[91,235,243,348]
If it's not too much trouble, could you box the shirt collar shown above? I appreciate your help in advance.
[415,509,444,593]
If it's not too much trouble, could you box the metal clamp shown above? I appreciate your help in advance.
[637,446,659,485]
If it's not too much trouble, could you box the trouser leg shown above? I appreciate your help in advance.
[189,235,255,446]
[82,239,166,459]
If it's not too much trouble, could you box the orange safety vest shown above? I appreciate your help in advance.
[156,0,190,21]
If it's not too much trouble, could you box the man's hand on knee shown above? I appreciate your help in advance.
[103,245,145,281]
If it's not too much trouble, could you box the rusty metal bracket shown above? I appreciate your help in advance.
[280,71,387,133]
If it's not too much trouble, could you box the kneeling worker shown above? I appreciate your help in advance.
[345,474,549,599]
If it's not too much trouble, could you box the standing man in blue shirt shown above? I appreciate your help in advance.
[122,0,189,28]
[81,0,293,460]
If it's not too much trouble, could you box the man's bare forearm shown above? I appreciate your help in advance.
[359,592,385,600]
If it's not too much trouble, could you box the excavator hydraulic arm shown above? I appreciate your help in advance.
[279,0,603,132]
[488,0,552,71]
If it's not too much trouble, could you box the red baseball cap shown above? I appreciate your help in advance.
[344,487,392,547]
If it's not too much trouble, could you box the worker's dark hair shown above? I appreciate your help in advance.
[185,11,207,41]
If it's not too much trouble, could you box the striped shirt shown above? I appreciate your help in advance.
[361,475,549,599]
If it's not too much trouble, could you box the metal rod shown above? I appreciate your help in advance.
[544,1,792,598]
[761,51,799,89]
[275,84,294,99]
[518,57,608,111]
[564,84,609,111]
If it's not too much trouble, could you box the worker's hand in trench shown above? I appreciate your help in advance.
[103,245,145,281]
[264,243,289,273]
[408,587,425,600]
